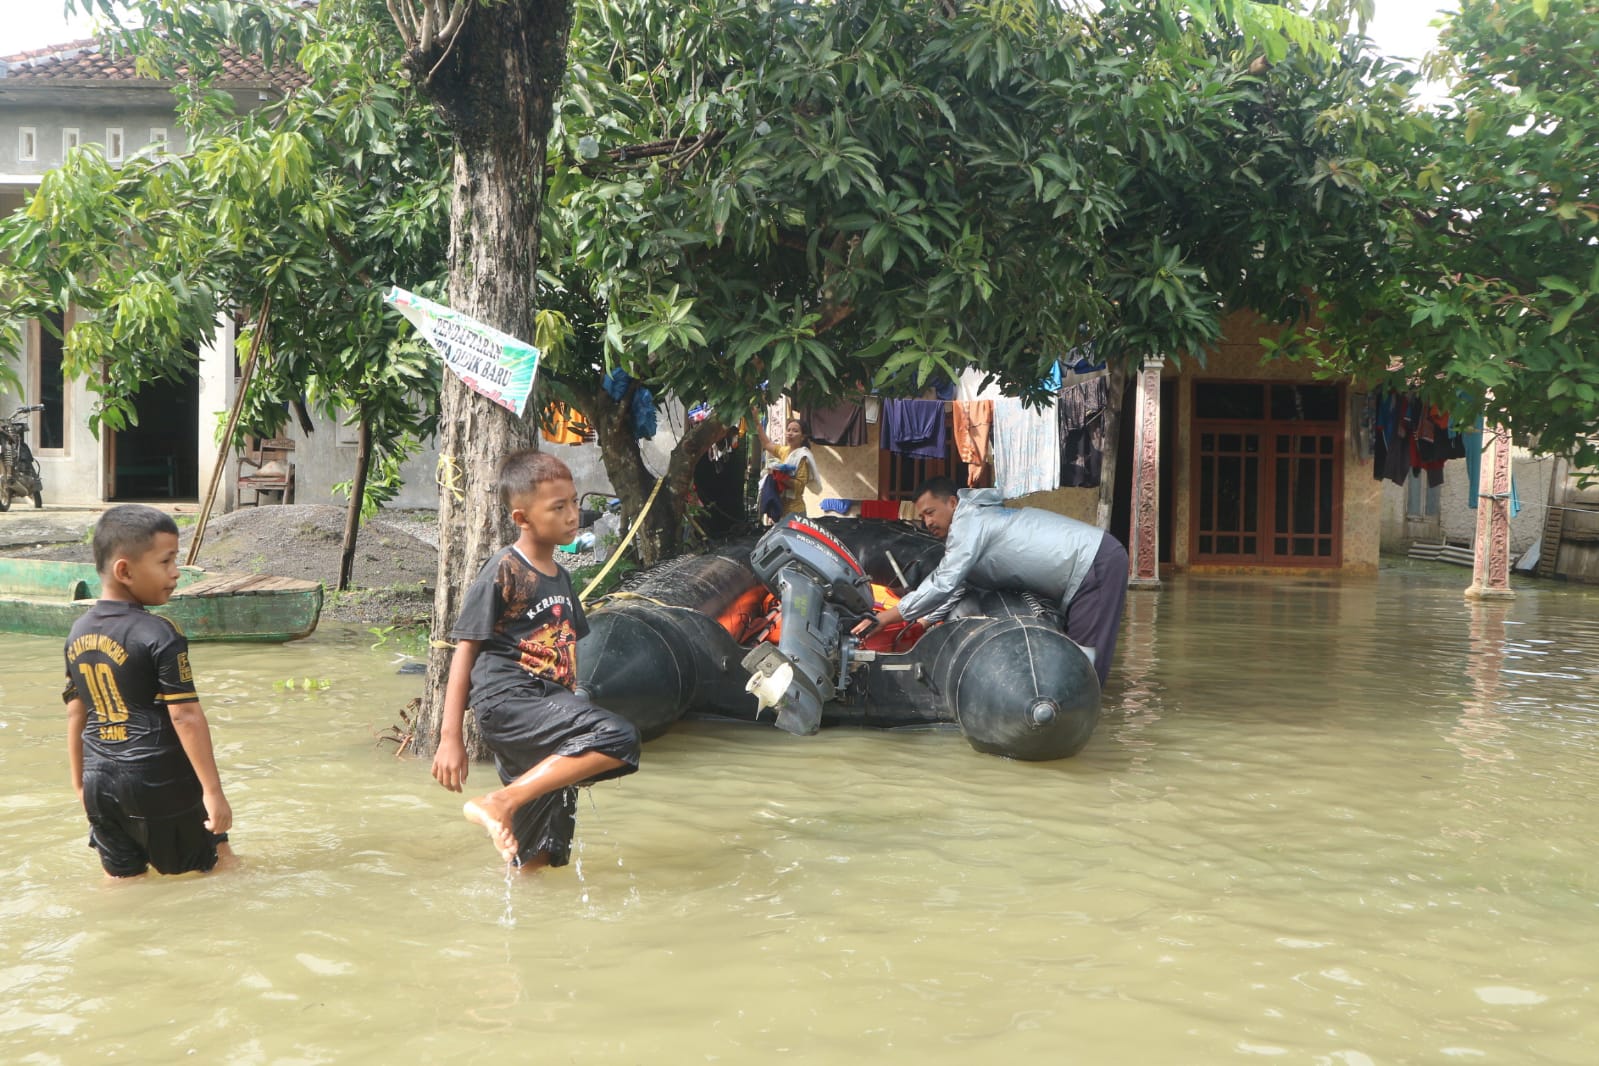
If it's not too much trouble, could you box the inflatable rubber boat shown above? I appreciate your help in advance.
[575,515,1101,760]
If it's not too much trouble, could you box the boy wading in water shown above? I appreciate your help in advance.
[65,505,234,878]
[431,450,641,870]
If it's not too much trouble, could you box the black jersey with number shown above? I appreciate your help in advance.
[63,600,199,775]
[451,546,590,704]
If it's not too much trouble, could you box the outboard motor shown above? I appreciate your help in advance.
[742,515,874,736]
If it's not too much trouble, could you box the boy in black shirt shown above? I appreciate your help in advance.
[431,450,640,869]
[65,505,234,877]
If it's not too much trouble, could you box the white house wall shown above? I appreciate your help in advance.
[0,103,185,175]
[1378,446,1556,557]
[197,315,233,507]
[245,394,686,512]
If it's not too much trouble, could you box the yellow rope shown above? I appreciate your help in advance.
[580,475,667,606]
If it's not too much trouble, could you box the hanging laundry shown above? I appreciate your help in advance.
[879,399,946,460]
[765,394,790,437]
[1057,376,1108,488]
[1371,390,1467,489]
[957,367,1007,402]
[540,403,591,445]
[863,396,881,424]
[804,402,867,446]
[602,368,659,440]
[1371,391,1415,487]
[1412,404,1466,488]
[953,400,993,487]
[991,396,1060,498]
[1464,416,1522,517]
[1064,340,1103,376]
[860,499,901,520]
[929,376,957,402]
[819,498,853,514]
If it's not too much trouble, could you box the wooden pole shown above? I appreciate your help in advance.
[185,296,272,567]
[338,417,374,591]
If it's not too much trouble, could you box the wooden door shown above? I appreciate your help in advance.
[1192,382,1344,567]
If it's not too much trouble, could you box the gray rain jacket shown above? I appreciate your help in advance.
[895,488,1108,622]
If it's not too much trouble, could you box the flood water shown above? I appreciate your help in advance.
[3,561,1598,1064]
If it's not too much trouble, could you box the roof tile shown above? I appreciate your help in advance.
[1,37,299,89]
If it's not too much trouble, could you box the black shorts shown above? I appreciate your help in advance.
[82,763,227,877]
[474,681,641,867]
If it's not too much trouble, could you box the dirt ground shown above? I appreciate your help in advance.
[9,504,440,626]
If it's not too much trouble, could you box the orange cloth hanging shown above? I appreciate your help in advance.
[953,400,993,486]
[541,404,591,445]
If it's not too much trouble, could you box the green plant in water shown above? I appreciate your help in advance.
[368,621,430,657]
[275,676,332,692]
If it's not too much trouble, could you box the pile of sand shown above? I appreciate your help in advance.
[13,504,439,625]
[184,504,438,590]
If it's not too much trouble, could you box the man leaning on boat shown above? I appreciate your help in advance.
[853,478,1129,687]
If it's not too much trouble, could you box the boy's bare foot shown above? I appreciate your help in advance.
[462,797,519,864]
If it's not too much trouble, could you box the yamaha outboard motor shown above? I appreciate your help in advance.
[741,515,874,736]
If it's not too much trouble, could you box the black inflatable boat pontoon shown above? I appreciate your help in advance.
[575,515,1101,760]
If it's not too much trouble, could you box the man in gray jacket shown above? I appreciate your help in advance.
[853,478,1128,687]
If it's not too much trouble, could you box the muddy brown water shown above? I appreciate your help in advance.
[3,561,1597,1062]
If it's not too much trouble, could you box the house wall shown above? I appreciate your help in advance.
[1553,465,1599,582]
[1376,447,1557,557]
[0,103,186,174]
[800,414,1100,522]
[5,305,107,506]
[259,395,690,513]
[805,422,882,511]
[0,83,245,509]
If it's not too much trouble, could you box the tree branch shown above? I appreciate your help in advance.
[424,0,474,85]
[418,1,435,58]
[385,0,419,49]
[437,0,473,42]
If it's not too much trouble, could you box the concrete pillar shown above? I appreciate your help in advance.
[1128,356,1164,588]
[1466,412,1514,601]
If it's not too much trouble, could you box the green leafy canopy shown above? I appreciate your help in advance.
[0,0,451,511]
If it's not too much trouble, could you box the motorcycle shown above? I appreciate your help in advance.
[0,403,45,511]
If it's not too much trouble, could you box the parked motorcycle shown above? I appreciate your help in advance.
[0,404,45,511]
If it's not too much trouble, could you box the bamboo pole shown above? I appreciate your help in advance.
[185,296,272,566]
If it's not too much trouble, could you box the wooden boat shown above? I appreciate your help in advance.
[0,557,324,643]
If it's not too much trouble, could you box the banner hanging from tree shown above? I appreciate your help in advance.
[383,286,539,416]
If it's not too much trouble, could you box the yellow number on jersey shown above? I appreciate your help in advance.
[76,662,130,724]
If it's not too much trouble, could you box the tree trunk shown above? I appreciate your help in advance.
[1096,362,1128,531]
[407,0,574,760]
[337,417,373,591]
[571,381,730,566]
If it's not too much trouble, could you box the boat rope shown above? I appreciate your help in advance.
[580,475,667,606]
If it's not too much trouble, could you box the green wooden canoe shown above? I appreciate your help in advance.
[0,558,323,643]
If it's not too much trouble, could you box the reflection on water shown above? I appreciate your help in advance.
[4,562,1598,1063]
